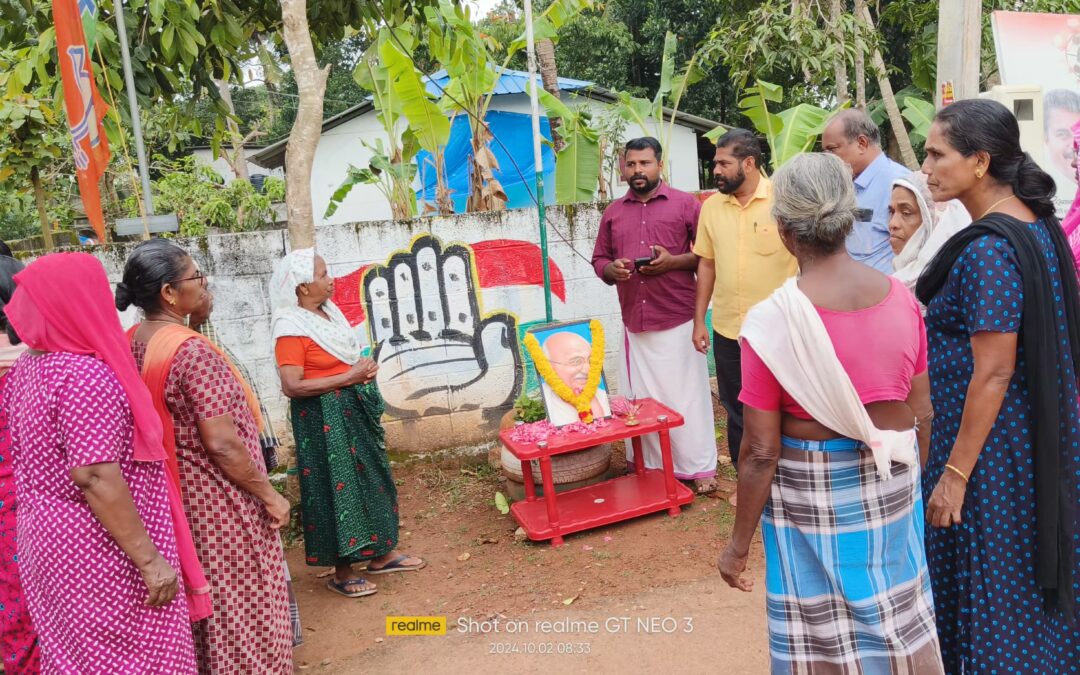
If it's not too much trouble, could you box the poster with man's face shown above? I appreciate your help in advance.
[529,321,611,428]
[993,11,1080,216]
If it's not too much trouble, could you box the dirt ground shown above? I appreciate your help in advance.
[285,415,771,674]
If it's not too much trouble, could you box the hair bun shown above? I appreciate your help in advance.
[115,282,134,311]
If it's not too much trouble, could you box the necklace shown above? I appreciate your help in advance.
[979,195,1016,219]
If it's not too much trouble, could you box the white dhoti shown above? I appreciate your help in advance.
[619,319,717,479]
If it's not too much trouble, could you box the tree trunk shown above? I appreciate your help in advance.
[861,5,918,169]
[280,0,328,249]
[854,0,866,109]
[536,38,564,153]
[31,167,54,251]
[828,0,849,105]
[217,79,250,182]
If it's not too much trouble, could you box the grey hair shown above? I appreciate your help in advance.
[1045,88,1080,131]
[832,109,881,146]
[771,153,859,255]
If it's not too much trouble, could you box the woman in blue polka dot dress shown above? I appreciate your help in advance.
[916,98,1080,673]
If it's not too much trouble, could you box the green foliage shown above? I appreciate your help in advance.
[709,80,840,170]
[494,491,510,515]
[611,31,706,180]
[900,96,935,146]
[536,88,600,204]
[121,155,278,236]
[513,394,547,423]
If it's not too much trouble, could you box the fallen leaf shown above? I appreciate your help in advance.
[316,569,335,578]
[562,595,578,605]
[457,552,471,562]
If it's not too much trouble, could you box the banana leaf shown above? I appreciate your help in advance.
[379,38,450,154]
[773,102,833,167]
[537,87,600,204]
[738,80,784,158]
[901,96,935,145]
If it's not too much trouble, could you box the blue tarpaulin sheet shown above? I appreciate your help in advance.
[416,110,556,212]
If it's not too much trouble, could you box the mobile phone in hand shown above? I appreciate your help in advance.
[633,256,654,269]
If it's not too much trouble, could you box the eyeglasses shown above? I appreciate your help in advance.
[170,271,208,287]
[549,356,589,369]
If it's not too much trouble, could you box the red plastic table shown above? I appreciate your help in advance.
[499,398,695,547]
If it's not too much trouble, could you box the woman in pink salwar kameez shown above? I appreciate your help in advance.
[2,253,197,674]
[0,255,38,674]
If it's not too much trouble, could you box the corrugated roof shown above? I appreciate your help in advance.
[423,68,593,97]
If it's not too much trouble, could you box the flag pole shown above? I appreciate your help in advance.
[112,0,154,237]
[523,0,553,323]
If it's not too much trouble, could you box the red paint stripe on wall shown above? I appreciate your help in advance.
[471,239,567,302]
[331,239,567,327]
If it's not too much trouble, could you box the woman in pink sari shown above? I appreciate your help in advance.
[1061,119,1080,266]
[0,255,38,674]
[3,253,198,674]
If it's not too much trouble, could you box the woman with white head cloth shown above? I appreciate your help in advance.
[888,171,972,303]
[271,249,424,599]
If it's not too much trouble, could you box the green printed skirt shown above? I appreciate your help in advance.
[291,383,399,566]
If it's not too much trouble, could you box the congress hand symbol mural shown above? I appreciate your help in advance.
[363,235,523,420]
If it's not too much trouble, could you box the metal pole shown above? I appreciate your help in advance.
[523,0,553,324]
[113,0,154,221]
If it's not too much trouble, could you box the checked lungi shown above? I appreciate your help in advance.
[763,437,943,674]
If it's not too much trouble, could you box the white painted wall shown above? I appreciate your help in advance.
[310,93,705,226]
[191,148,284,185]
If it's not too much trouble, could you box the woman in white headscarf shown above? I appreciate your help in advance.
[271,249,424,599]
[889,171,972,302]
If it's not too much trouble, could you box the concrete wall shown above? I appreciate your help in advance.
[93,203,628,454]
[311,93,704,226]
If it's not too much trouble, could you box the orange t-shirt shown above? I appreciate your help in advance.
[274,336,351,379]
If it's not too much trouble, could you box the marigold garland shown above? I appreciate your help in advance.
[525,320,606,423]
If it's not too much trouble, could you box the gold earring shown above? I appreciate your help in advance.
[169,299,176,306]
[975,169,984,178]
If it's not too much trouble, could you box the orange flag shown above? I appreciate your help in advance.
[53,0,111,242]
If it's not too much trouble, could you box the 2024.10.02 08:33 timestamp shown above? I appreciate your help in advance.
[488,642,592,655]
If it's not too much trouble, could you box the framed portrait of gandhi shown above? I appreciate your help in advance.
[525,320,612,427]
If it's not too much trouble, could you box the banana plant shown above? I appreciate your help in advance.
[349,27,425,219]
[706,79,841,170]
[422,0,591,213]
[534,86,601,204]
[613,32,706,181]
[377,27,454,214]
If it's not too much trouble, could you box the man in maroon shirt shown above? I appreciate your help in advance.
[591,137,718,494]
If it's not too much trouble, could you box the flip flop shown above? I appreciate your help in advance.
[366,554,427,575]
[326,577,377,598]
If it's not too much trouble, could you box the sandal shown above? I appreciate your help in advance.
[694,478,719,495]
[366,553,427,575]
[326,577,377,598]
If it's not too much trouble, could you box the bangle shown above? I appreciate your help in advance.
[944,463,969,482]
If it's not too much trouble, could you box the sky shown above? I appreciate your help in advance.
[465,0,505,19]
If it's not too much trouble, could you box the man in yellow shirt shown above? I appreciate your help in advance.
[692,130,797,480]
